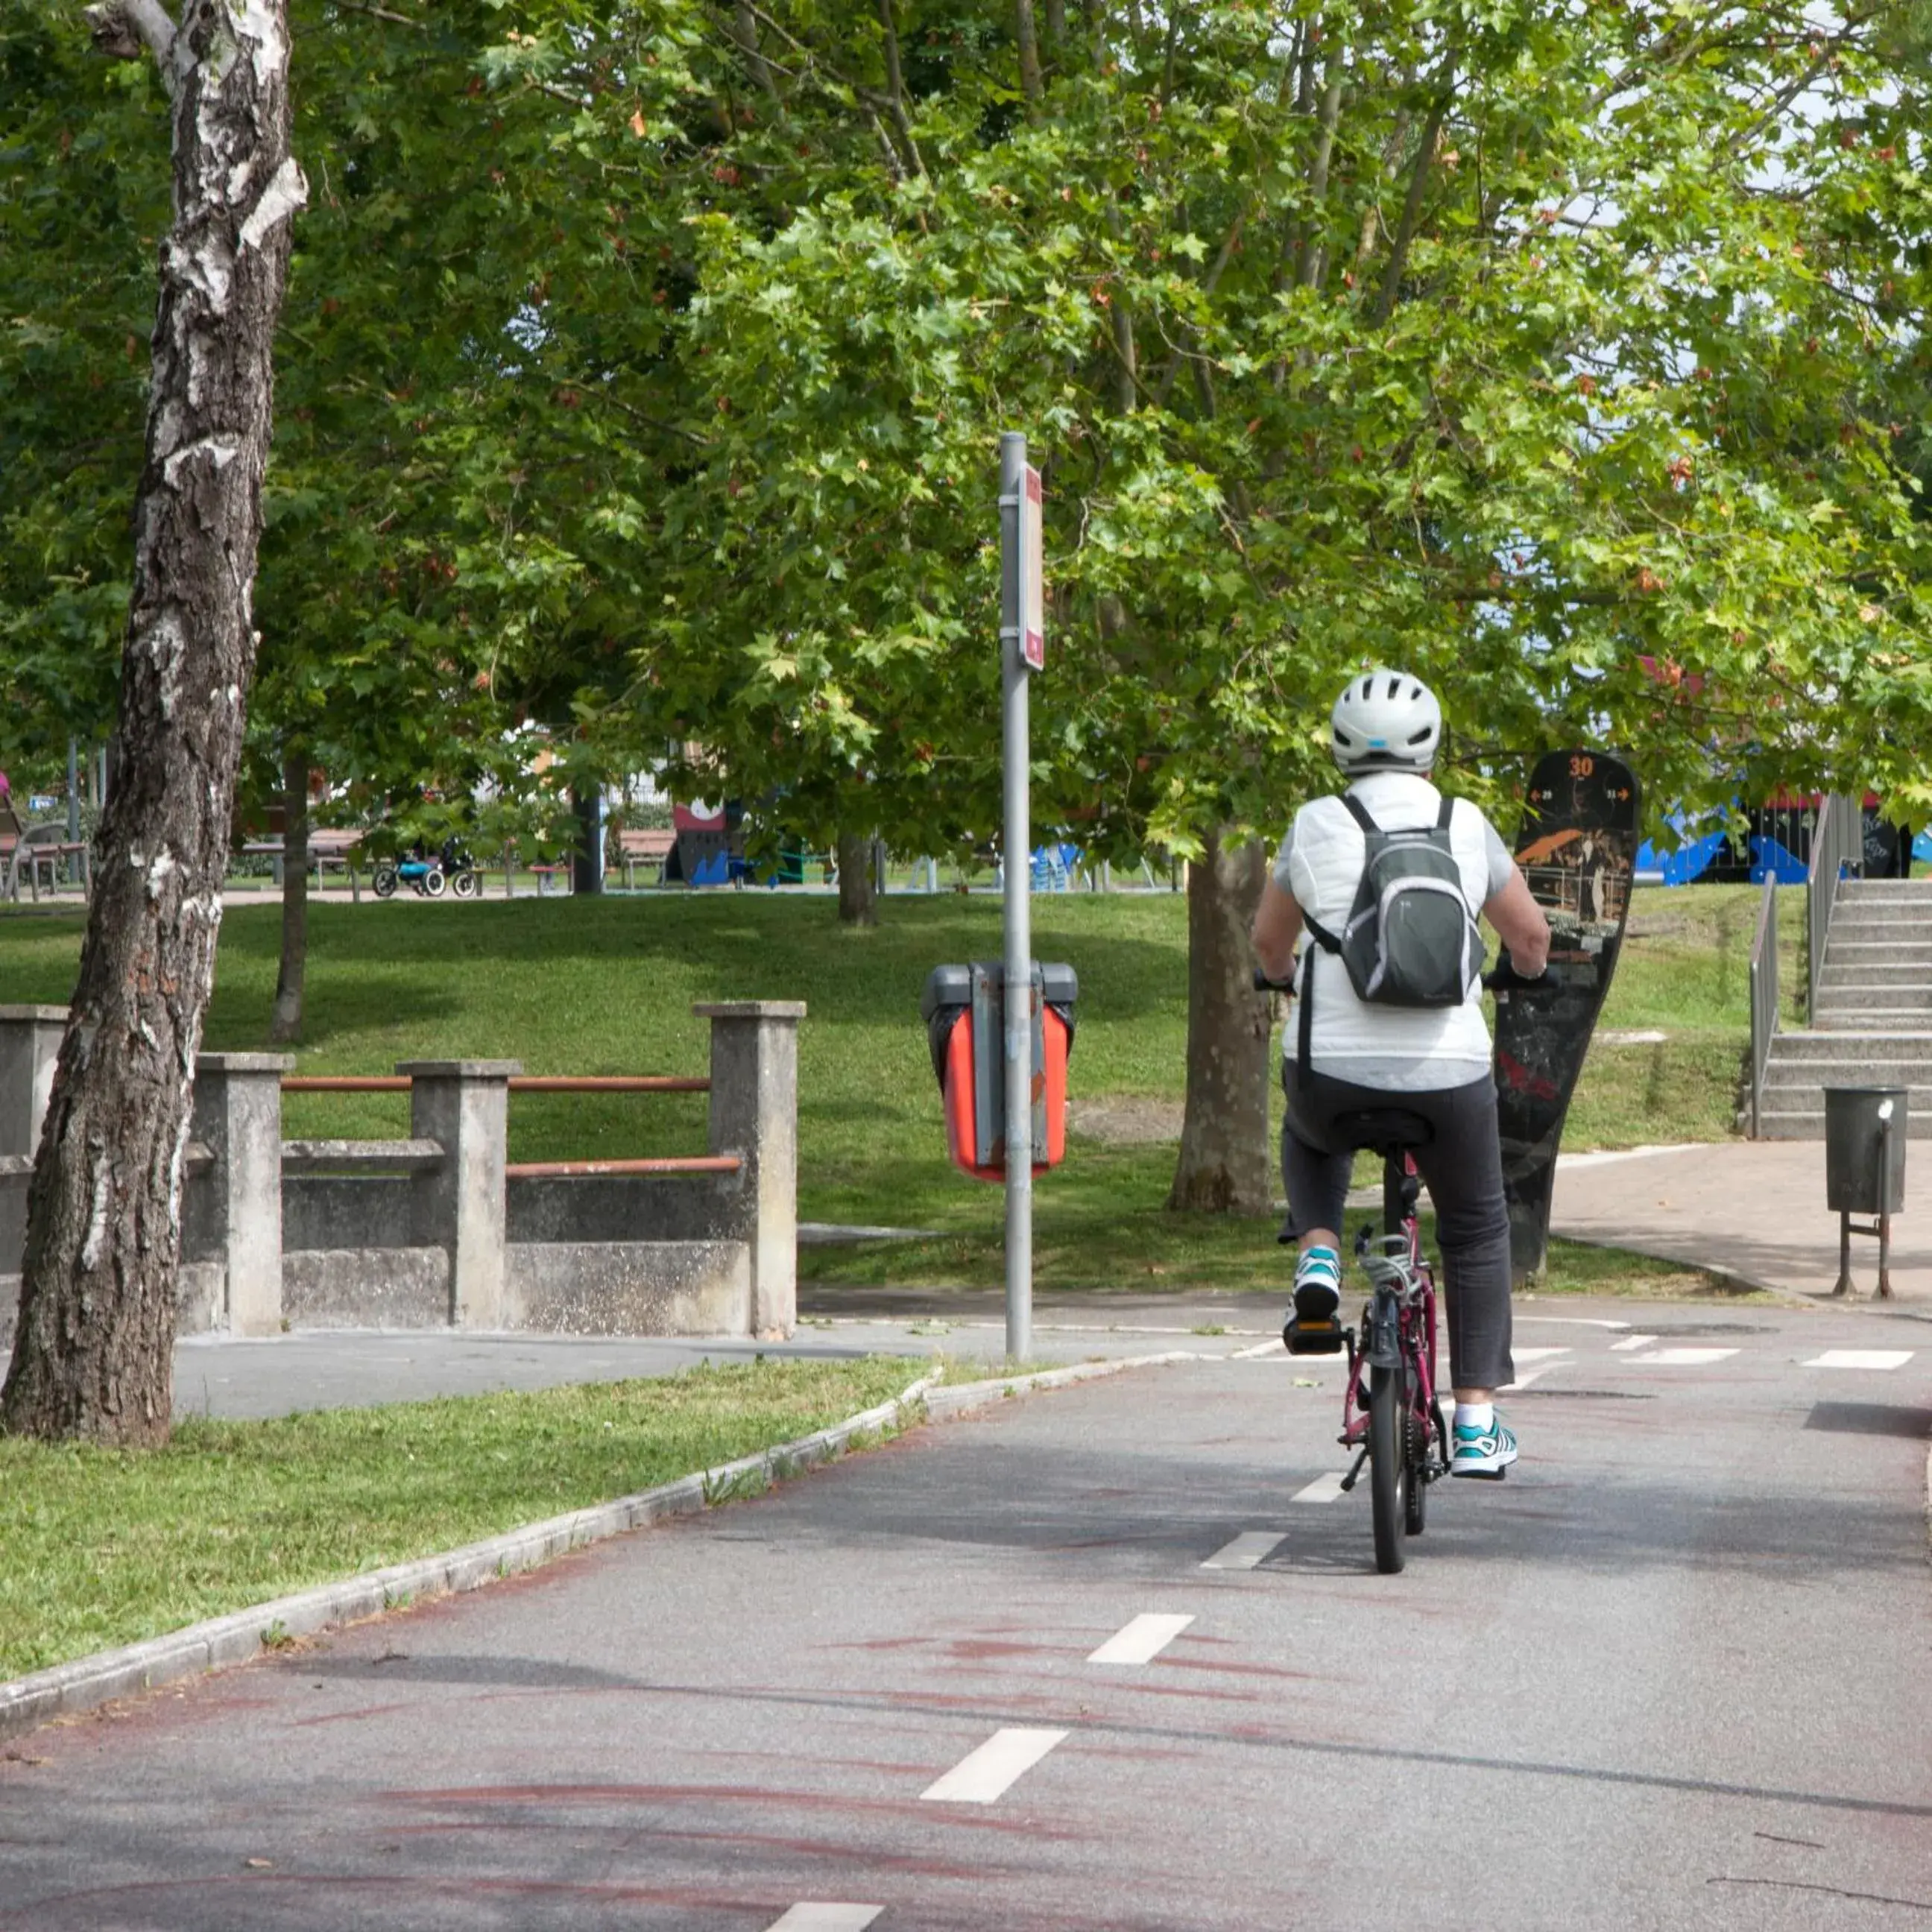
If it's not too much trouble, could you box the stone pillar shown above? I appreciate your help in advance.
[404,1060,519,1329]
[695,1002,804,1337]
[190,1053,294,1337]
[0,1006,70,1158]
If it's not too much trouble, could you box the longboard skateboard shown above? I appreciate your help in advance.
[1491,750,1640,1282]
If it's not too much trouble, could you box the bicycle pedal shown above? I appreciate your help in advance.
[1283,1316,1348,1357]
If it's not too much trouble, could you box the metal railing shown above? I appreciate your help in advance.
[1806,792,1866,1023]
[1748,874,1778,1137]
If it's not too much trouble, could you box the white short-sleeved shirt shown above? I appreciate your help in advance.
[1275,771,1516,1090]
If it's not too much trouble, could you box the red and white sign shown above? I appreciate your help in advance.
[1021,465,1045,671]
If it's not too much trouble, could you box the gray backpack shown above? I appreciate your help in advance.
[1298,793,1483,1074]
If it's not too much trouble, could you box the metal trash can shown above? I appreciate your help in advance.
[1824,1086,1907,1215]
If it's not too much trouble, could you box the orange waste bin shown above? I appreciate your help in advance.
[921,962,1076,1182]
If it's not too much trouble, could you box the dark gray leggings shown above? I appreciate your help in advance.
[1280,1063,1514,1392]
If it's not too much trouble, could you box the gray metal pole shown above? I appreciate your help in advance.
[999,430,1032,1362]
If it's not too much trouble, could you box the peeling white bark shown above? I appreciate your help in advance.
[239,156,306,251]
[3,0,300,1445]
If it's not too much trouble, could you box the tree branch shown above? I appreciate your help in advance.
[1295,60,1345,290]
[83,0,174,67]
[1371,46,1456,326]
[1016,0,1044,109]
[874,0,926,177]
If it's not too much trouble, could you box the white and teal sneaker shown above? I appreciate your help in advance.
[1450,1412,1518,1479]
[1290,1244,1342,1325]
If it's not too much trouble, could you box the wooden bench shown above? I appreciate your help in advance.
[4,824,89,902]
[611,827,675,889]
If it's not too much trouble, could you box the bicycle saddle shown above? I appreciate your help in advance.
[1329,1107,1434,1155]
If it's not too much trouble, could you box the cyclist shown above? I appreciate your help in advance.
[1251,672,1550,1478]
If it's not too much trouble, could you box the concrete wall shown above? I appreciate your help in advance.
[0,1003,804,1342]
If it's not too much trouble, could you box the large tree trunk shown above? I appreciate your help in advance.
[269,742,308,1044]
[1,0,303,1447]
[836,830,877,926]
[1167,827,1272,1213]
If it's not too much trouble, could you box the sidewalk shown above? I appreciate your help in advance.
[1551,1140,1932,1307]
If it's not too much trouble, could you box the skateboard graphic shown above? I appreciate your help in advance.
[1491,750,1641,1282]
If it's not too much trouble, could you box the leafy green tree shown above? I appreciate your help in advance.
[621,0,1932,1209]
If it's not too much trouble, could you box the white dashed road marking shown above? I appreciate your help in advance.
[1500,1371,1545,1392]
[921,1728,1069,1804]
[1633,1348,1740,1366]
[765,1908,883,1931]
[1292,1471,1348,1503]
[1802,1350,1914,1371]
[1511,1348,1572,1365]
[1202,1530,1286,1570]
[1232,1339,1285,1359]
[1610,1334,1658,1352]
[1087,1613,1194,1665]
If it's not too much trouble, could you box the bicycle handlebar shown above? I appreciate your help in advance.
[1252,967,1295,993]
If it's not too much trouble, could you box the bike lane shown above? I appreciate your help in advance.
[1,1308,1927,1929]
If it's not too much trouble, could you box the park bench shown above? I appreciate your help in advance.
[3,823,90,903]
[612,827,675,889]
[236,828,367,894]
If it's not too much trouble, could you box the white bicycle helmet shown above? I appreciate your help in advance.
[1330,670,1443,774]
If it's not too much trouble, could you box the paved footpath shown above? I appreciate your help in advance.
[5,1301,1928,1929]
[1553,1140,1932,1303]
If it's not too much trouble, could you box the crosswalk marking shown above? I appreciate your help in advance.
[1292,1471,1348,1503]
[1632,1347,1740,1366]
[1087,1613,1193,1664]
[1231,1338,1285,1358]
[765,1908,883,1931]
[1609,1334,1657,1352]
[1202,1530,1286,1570]
[1802,1349,1914,1371]
[1511,1348,1572,1364]
[921,1728,1068,1804]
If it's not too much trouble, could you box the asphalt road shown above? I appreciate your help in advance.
[4,1302,1929,1929]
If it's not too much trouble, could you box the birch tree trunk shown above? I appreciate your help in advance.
[1,0,304,1446]
[1167,827,1272,1213]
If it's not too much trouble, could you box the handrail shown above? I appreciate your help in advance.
[504,1155,742,1179]
[1805,792,1865,1022]
[280,1074,710,1094]
[1747,875,1778,1137]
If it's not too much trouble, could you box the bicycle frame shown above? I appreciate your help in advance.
[1337,1153,1450,1483]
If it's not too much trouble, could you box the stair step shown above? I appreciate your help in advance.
[1761,1030,1932,1059]
[1824,943,1932,962]
[1814,989,1932,1009]
[1817,967,1932,986]
[1754,1111,1932,1140]
[1838,880,1932,901]
[1828,912,1932,930]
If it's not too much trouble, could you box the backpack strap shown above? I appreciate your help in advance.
[1340,792,1380,836]
[1436,793,1456,831]
[1296,940,1316,1092]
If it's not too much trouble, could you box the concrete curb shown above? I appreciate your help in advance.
[0,1349,1196,1744]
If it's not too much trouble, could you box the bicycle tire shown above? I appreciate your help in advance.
[1405,1396,1428,1536]
[1368,1362,1407,1574]
[372,866,398,900]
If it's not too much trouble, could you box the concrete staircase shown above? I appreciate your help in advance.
[1758,880,1932,1138]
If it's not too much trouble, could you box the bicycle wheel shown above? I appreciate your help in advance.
[422,866,447,898]
[372,865,397,900]
[452,868,480,900]
[1368,1362,1407,1574]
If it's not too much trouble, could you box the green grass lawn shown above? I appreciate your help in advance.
[0,1356,922,1681]
[0,883,1780,1297]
